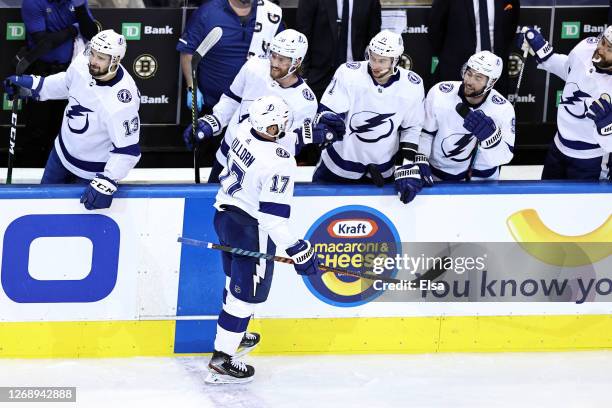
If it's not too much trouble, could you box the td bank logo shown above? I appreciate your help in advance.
[6,23,25,40]
[561,22,581,39]
[122,23,141,40]
[3,94,22,110]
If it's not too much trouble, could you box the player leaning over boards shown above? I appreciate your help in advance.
[184,28,345,183]
[518,26,612,180]
[206,95,321,384]
[420,51,516,182]
[312,30,427,205]
[3,29,141,209]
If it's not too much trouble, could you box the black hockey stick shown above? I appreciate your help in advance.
[191,27,223,184]
[178,236,448,285]
[511,46,530,108]
[6,91,19,185]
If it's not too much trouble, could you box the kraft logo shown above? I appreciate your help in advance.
[1,214,120,303]
[327,219,379,238]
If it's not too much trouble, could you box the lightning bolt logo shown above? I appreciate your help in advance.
[65,99,94,134]
[559,84,591,119]
[442,133,477,162]
[348,111,395,143]
[253,261,266,297]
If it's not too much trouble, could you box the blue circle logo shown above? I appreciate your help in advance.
[302,205,401,307]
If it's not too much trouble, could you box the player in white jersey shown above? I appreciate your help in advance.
[518,26,612,180]
[207,95,321,384]
[420,51,515,181]
[183,29,345,182]
[4,29,141,209]
[313,30,426,204]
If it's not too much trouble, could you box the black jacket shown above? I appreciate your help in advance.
[296,0,381,99]
[428,0,520,97]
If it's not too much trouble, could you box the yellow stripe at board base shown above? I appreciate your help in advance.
[1,315,612,358]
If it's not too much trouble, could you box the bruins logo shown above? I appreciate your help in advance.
[133,54,158,79]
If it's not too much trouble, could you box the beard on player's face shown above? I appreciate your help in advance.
[592,50,612,69]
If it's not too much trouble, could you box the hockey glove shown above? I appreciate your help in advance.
[298,119,341,149]
[3,75,43,99]
[182,114,221,150]
[286,240,321,276]
[80,174,117,210]
[314,111,346,139]
[463,110,502,148]
[587,96,612,136]
[517,27,553,64]
[394,163,423,204]
[414,154,434,187]
[186,87,203,113]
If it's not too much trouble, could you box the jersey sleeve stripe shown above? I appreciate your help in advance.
[111,143,141,157]
[471,167,498,178]
[327,144,396,174]
[259,202,291,218]
[225,90,242,103]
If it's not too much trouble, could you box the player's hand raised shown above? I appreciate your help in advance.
[516,27,553,63]
[394,163,423,204]
[182,114,221,150]
[286,240,321,276]
[587,95,612,136]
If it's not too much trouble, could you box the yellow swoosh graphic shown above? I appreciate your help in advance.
[506,209,612,267]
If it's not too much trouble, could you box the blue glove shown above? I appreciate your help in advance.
[80,174,117,210]
[587,96,612,136]
[182,114,221,150]
[394,163,423,204]
[186,87,203,113]
[3,75,42,99]
[516,27,553,63]
[463,110,497,142]
[414,154,434,187]
[298,118,342,149]
[314,111,346,139]
[286,240,321,276]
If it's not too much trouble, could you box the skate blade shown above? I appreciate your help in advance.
[205,371,254,385]
[234,344,258,358]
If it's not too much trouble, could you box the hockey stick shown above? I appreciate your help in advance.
[511,47,530,108]
[191,27,223,184]
[178,236,448,285]
[6,91,19,185]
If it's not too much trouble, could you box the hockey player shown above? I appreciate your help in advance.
[206,95,321,384]
[312,30,426,205]
[419,51,515,181]
[518,26,612,180]
[183,29,345,183]
[3,29,141,209]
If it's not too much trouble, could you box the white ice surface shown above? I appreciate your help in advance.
[0,352,610,408]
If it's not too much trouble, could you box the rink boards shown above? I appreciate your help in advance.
[0,182,610,357]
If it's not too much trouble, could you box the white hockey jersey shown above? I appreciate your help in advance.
[538,37,612,158]
[318,62,425,179]
[213,55,318,164]
[215,121,298,249]
[421,81,515,180]
[37,52,141,181]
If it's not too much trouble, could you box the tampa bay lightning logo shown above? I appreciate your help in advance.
[559,82,591,119]
[302,88,315,101]
[117,89,132,103]
[441,133,477,162]
[276,147,290,158]
[65,97,94,134]
[491,95,506,105]
[345,62,361,69]
[349,111,395,143]
[439,82,454,93]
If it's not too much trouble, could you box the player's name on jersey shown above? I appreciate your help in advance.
[508,94,536,104]
[231,138,256,168]
[140,95,169,104]
[144,25,174,35]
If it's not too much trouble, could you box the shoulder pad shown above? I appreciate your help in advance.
[407,71,422,85]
